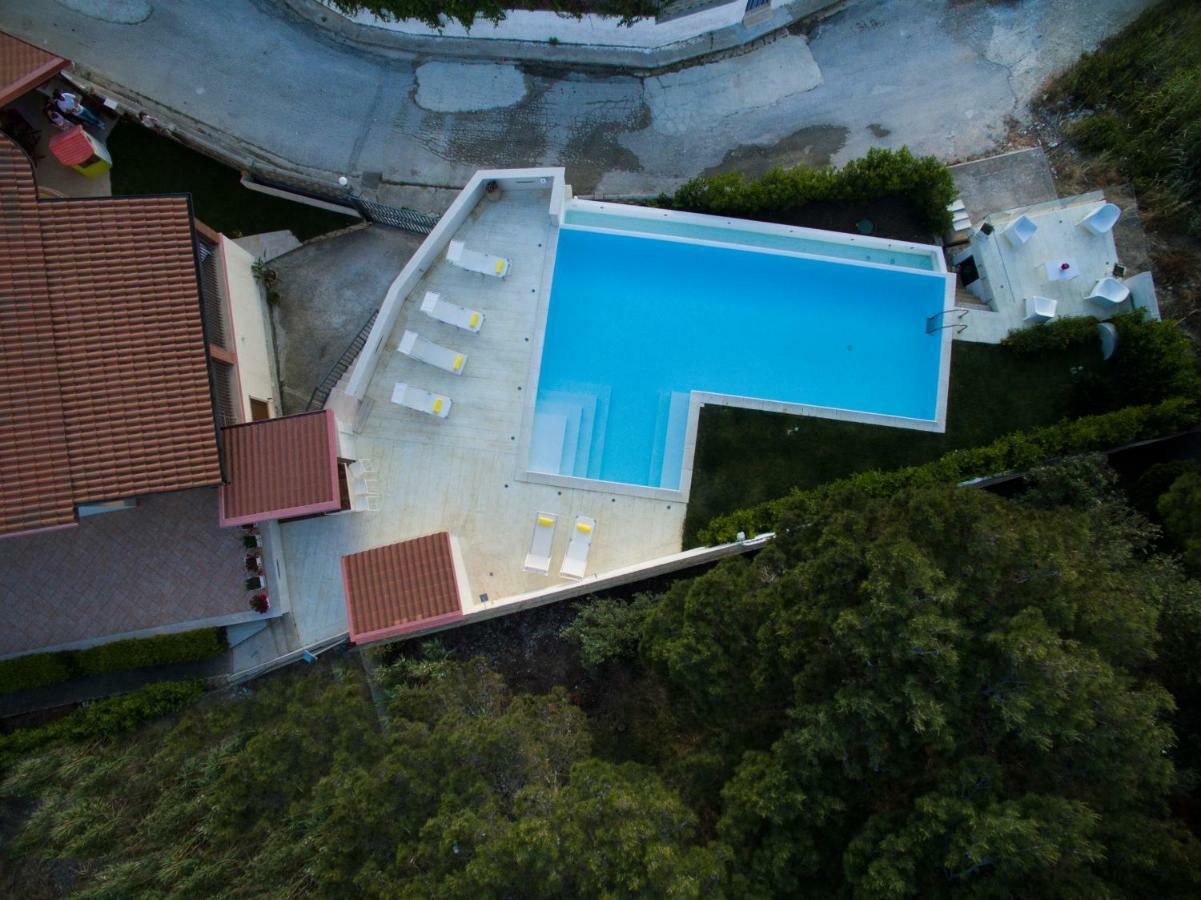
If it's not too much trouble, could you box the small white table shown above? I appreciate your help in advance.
[1044,257,1079,282]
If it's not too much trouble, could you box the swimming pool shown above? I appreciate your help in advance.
[527,205,953,496]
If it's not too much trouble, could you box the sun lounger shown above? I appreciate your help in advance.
[391,382,451,418]
[559,515,596,580]
[398,330,467,375]
[421,291,484,333]
[523,512,558,575]
[446,239,510,278]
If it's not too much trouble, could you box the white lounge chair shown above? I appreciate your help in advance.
[1087,277,1130,308]
[523,512,558,575]
[398,330,467,375]
[446,239,510,278]
[1080,202,1121,236]
[391,382,451,418]
[560,515,596,580]
[421,291,484,333]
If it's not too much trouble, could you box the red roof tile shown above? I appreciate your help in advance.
[0,134,221,537]
[342,533,465,644]
[218,410,341,525]
[0,31,67,107]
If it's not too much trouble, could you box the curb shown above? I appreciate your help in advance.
[276,0,844,72]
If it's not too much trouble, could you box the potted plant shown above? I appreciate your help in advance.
[245,555,263,574]
[249,593,270,614]
[245,575,265,591]
[243,534,261,550]
[484,179,500,202]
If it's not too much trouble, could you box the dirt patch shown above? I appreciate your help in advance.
[702,124,849,180]
[868,122,890,138]
[563,104,649,194]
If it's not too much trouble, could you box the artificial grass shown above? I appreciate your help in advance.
[683,341,1096,545]
[107,123,354,241]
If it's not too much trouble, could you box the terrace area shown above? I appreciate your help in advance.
[278,180,688,647]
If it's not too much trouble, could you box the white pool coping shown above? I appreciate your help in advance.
[519,197,956,501]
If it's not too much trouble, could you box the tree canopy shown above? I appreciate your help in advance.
[5,459,1201,896]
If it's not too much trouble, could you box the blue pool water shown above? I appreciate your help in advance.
[532,223,948,491]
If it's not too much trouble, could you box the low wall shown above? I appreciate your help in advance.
[279,0,843,71]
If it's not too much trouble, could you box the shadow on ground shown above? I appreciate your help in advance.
[270,225,426,413]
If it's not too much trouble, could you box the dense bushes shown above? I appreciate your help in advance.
[0,628,226,696]
[1046,2,1201,233]
[327,0,657,29]
[656,147,957,233]
[1004,311,1201,415]
[0,680,205,768]
[699,396,1201,543]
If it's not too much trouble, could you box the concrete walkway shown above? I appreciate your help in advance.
[0,0,1152,199]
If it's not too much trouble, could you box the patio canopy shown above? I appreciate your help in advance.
[0,31,66,107]
[342,532,468,644]
[218,410,342,526]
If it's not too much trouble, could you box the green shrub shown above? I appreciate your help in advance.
[73,629,227,678]
[560,593,659,669]
[1073,312,1201,414]
[0,680,205,767]
[0,628,226,696]
[698,397,1201,543]
[0,653,73,695]
[327,0,657,30]
[657,147,957,233]
[1002,314,1103,354]
[1159,471,1201,572]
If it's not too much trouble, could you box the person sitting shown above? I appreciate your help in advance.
[43,101,71,131]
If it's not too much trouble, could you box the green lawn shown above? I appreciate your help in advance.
[107,123,355,241]
[683,341,1096,544]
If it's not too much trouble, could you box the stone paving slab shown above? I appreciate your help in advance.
[0,488,252,658]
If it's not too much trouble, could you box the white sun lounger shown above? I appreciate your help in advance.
[560,515,596,580]
[446,239,510,278]
[391,382,451,418]
[398,330,467,375]
[523,512,558,575]
[421,291,484,333]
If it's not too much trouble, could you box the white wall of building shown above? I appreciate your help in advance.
[220,235,279,419]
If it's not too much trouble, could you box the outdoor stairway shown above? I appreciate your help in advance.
[530,387,609,478]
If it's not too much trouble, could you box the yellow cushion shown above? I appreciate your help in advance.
[495,259,505,275]
[452,354,464,371]
[576,522,592,534]
[432,398,443,413]
[537,515,555,527]
[469,312,480,328]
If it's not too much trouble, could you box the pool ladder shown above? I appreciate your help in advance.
[926,308,970,334]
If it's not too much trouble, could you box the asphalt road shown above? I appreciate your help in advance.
[0,0,1152,197]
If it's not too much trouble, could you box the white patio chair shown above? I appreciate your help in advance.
[391,382,452,418]
[523,512,558,575]
[1002,215,1038,248]
[1024,296,1058,323]
[446,239,510,278]
[398,330,467,375]
[1079,202,1121,236]
[559,516,596,580]
[1087,277,1130,308]
[420,291,484,333]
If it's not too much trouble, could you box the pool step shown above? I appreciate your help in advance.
[531,386,608,477]
[648,391,691,490]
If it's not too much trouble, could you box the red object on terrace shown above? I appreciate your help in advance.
[218,409,342,526]
[47,125,96,166]
[0,31,67,107]
[342,533,466,644]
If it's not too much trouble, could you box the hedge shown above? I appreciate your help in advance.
[0,680,206,768]
[656,147,957,234]
[0,628,226,696]
[697,397,1201,544]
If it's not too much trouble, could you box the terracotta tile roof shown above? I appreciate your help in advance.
[342,533,466,644]
[0,135,221,537]
[218,410,341,525]
[0,31,67,107]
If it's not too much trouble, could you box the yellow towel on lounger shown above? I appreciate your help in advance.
[452,354,464,371]
[432,398,443,413]
[537,515,554,527]
[469,312,480,328]
[495,260,505,275]
[576,522,592,534]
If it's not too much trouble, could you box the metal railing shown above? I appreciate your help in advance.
[242,171,439,236]
[306,309,379,411]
